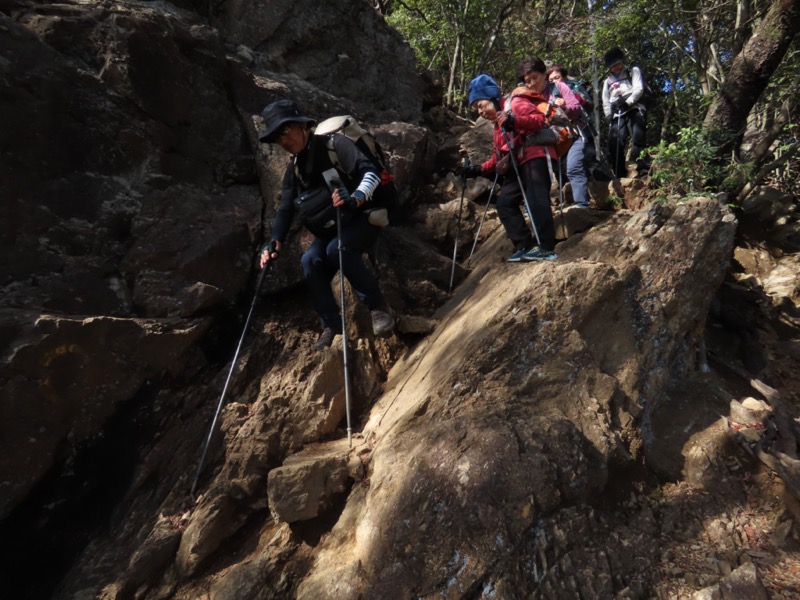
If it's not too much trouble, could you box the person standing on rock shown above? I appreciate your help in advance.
[601,47,650,178]
[258,99,395,350]
[547,64,595,208]
[460,66,561,262]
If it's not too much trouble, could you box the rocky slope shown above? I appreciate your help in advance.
[1,1,800,599]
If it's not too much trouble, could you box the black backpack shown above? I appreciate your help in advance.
[314,116,402,225]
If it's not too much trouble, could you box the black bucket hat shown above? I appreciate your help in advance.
[259,99,317,143]
[604,47,626,69]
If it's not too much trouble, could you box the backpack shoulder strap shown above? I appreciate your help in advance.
[291,156,305,195]
[510,87,547,104]
[324,136,343,172]
[510,87,551,119]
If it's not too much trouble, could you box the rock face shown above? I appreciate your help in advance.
[293,199,736,598]
[0,3,258,519]
[202,0,422,121]
[0,0,424,524]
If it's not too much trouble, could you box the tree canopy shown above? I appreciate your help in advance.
[385,0,800,201]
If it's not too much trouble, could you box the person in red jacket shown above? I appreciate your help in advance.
[460,65,559,262]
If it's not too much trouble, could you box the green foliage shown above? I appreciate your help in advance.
[607,192,623,208]
[386,0,511,109]
[386,0,797,184]
[648,126,724,198]
[387,0,599,111]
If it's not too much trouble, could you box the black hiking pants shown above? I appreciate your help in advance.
[496,157,556,251]
[608,107,648,178]
[301,213,386,331]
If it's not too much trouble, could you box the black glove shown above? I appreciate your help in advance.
[337,187,361,209]
[457,165,481,179]
[502,112,516,132]
[612,98,628,113]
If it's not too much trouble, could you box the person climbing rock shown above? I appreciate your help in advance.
[601,47,651,178]
[258,99,395,350]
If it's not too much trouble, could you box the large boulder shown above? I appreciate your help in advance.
[295,199,737,597]
[57,199,737,599]
[203,0,423,122]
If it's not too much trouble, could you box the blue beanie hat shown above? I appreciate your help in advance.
[468,74,502,106]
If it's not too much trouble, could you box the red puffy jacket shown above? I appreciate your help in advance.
[480,81,581,174]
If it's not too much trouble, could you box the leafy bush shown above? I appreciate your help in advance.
[648,126,724,198]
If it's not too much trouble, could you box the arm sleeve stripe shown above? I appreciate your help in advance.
[356,171,381,201]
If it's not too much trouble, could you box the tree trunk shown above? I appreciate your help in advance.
[703,0,800,155]
[475,0,515,75]
[446,36,461,107]
[446,0,469,108]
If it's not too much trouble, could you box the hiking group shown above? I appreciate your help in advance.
[190,46,653,494]
[462,48,651,263]
[256,46,651,347]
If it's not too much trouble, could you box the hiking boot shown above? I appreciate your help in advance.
[371,309,395,337]
[507,247,531,262]
[313,327,340,351]
[522,246,557,262]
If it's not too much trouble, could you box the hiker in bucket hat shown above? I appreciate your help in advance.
[258,99,395,350]
[258,98,318,145]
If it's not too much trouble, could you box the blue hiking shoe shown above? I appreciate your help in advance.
[522,246,557,262]
[507,247,530,262]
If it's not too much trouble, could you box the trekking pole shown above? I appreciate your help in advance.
[320,169,354,446]
[557,154,565,222]
[449,156,469,293]
[190,263,269,502]
[614,111,621,179]
[336,207,354,448]
[500,129,543,247]
[466,171,500,266]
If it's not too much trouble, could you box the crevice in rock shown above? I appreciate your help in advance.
[287,481,352,547]
[0,382,162,599]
